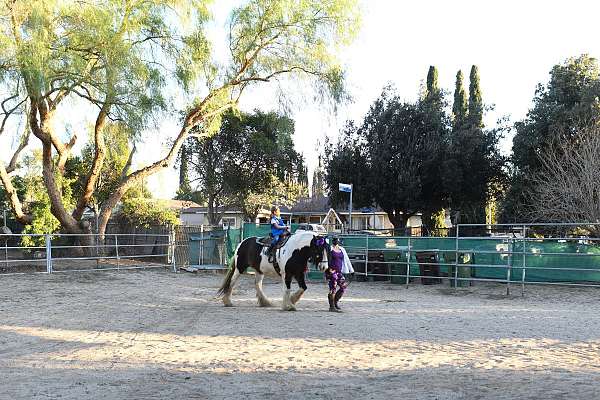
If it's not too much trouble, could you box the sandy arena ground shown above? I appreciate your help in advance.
[1,269,600,400]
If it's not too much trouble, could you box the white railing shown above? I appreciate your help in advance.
[0,233,176,275]
[334,223,600,296]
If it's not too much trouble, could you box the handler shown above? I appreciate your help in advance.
[326,237,354,312]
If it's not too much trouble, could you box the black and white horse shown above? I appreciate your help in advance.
[217,231,329,311]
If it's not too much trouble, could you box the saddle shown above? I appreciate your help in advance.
[256,234,291,250]
[256,233,291,276]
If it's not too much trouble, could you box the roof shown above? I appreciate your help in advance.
[181,207,243,214]
[279,195,331,215]
[161,199,202,210]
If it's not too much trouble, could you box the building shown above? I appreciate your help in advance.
[178,195,423,234]
[180,207,271,229]
[281,195,422,234]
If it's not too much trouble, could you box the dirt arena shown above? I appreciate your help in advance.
[1,269,600,400]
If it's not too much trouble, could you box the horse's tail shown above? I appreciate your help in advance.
[217,257,236,297]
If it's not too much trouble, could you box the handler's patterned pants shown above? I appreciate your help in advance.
[327,270,348,294]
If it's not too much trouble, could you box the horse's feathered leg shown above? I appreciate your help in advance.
[255,272,272,307]
[222,268,242,307]
[218,258,241,307]
[290,270,308,305]
[281,273,296,311]
[217,258,236,297]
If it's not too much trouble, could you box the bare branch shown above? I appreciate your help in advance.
[6,127,30,173]
[528,124,600,234]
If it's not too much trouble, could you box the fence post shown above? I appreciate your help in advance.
[506,237,513,296]
[454,225,460,290]
[365,234,369,280]
[406,236,411,289]
[521,225,526,297]
[171,230,177,273]
[45,234,53,274]
[115,234,120,270]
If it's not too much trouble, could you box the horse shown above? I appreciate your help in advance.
[217,231,329,311]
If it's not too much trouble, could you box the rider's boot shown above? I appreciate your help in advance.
[334,291,344,312]
[328,293,339,312]
[267,244,275,263]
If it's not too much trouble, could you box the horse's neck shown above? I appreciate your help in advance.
[287,233,313,249]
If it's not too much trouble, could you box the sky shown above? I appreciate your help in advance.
[3,0,600,200]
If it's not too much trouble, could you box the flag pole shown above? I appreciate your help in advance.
[349,184,353,233]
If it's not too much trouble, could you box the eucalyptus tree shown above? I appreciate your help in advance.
[0,0,360,236]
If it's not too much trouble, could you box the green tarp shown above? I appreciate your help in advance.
[232,224,600,283]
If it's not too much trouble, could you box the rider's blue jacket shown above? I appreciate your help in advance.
[270,216,285,237]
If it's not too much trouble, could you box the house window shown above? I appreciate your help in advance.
[221,217,236,228]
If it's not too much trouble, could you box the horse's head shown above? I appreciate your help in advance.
[309,235,329,271]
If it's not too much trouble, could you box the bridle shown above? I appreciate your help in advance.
[308,236,328,267]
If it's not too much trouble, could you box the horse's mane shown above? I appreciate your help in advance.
[289,231,318,246]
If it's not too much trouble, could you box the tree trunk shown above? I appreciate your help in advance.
[97,124,193,237]
[386,209,414,236]
[0,162,32,224]
[96,100,237,237]
[72,104,109,220]
[28,102,91,253]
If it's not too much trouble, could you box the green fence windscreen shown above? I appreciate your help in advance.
[236,224,600,283]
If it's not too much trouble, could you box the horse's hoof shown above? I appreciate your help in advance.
[224,303,233,307]
[258,301,273,307]
[282,306,296,311]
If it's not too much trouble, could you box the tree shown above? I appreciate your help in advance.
[311,156,325,198]
[184,110,307,224]
[364,87,447,229]
[324,121,373,210]
[119,198,179,228]
[501,55,600,222]
[527,124,600,234]
[443,65,505,224]
[468,65,484,128]
[325,84,447,231]
[419,66,449,229]
[0,0,360,237]
[426,66,439,98]
[452,70,468,130]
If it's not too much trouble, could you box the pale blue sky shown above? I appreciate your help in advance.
[3,0,600,199]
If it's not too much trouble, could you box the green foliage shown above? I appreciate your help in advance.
[1,0,360,235]
[324,121,373,209]
[443,65,505,224]
[468,65,483,128]
[119,198,179,228]
[183,109,308,222]
[311,156,325,198]
[244,173,308,218]
[65,123,147,207]
[501,55,600,222]
[325,68,505,229]
[426,66,439,98]
[325,83,448,229]
[20,152,76,246]
[0,176,26,211]
[452,70,468,129]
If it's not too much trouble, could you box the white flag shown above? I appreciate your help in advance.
[338,183,352,193]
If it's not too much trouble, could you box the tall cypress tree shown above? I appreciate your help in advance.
[452,70,468,130]
[425,65,440,99]
[468,65,484,128]
[175,143,193,200]
[311,156,325,198]
[421,66,447,230]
